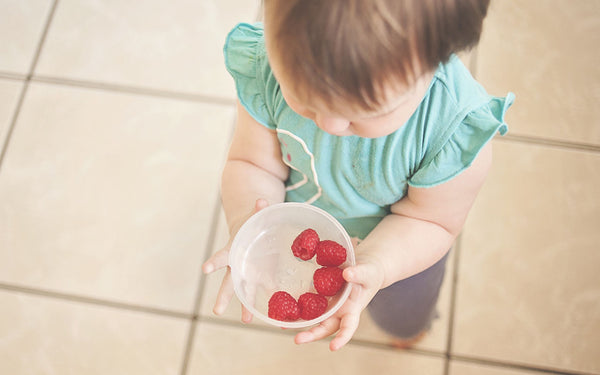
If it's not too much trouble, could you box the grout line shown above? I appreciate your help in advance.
[449,354,596,375]
[470,38,599,156]
[440,233,592,375]
[180,112,237,375]
[199,315,449,358]
[1,253,589,375]
[497,133,600,153]
[444,234,463,375]
[199,314,450,357]
[0,282,192,320]
[193,194,225,317]
[0,83,29,172]
[2,2,595,372]
[203,315,594,375]
[349,338,447,359]
[0,267,589,375]
[31,75,236,106]
[0,0,58,172]
[179,315,198,375]
[0,71,28,81]
[179,193,224,375]
[25,0,235,110]
[27,0,59,79]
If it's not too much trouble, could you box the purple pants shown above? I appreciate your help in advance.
[366,251,450,339]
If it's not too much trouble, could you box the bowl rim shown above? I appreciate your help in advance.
[228,202,356,328]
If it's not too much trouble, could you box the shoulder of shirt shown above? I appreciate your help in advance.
[430,54,488,107]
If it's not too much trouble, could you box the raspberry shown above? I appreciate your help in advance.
[313,266,346,296]
[268,291,300,321]
[291,228,320,261]
[316,240,347,267]
[298,292,328,320]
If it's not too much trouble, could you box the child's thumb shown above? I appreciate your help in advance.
[254,198,269,212]
[343,263,381,288]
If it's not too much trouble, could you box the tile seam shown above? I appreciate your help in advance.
[0,72,28,81]
[180,192,224,375]
[0,82,28,171]
[449,354,597,375]
[444,234,463,375]
[181,111,236,375]
[201,315,596,375]
[0,0,58,170]
[30,75,236,106]
[497,134,600,153]
[198,316,448,358]
[27,0,59,78]
[0,282,192,320]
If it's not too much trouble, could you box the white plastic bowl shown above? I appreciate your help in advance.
[229,202,355,328]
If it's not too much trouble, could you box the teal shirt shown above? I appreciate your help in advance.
[225,23,514,239]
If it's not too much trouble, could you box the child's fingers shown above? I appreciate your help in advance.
[203,198,268,275]
[329,313,360,351]
[202,246,231,274]
[294,331,315,344]
[254,198,269,212]
[241,304,254,323]
[294,318,339,345]
[213,268,234,315]
[343,262,383,290]
[204,199,271,320]
[343,263,372,284]
[241,284,256,323]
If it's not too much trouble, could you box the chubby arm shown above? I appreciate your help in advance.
[362,142,493,287]
[202,101,288,318]
[296,143,493,350]
[221,101,289,230]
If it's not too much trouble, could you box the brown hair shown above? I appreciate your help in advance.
[264,0,490,111]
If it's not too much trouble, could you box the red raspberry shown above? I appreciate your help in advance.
[268,291,300,322]
[291,228,320,261]
[316,240,347,267]
[298,292,328,320]
[313,266,346,296]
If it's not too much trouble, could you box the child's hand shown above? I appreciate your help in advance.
[294,254,385,351]
[202,198,270,323]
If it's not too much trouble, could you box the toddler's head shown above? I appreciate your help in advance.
[264,0,490,137]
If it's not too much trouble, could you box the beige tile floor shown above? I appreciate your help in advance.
[0,1,598,374]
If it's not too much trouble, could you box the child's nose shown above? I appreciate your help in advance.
[315,114,350,135]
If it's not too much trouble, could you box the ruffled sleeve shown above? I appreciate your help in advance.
[408,92,515,188]
[224,23,276,129]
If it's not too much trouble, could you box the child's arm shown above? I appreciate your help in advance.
[202,101,289,320]
[220,101,288,229]
[365,142,493,287]
[295,143,493,351]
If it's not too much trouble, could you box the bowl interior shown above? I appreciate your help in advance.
[229,203,355,328]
